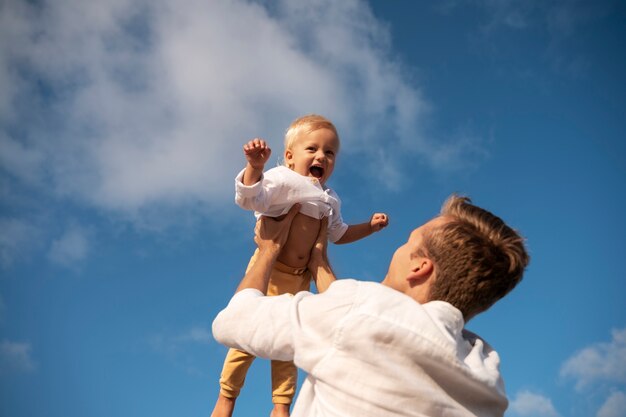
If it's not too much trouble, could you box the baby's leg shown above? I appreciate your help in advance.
[267,266,312,416]
[211,348,255,417]
[219,348,255,399]
[271,359,297,416]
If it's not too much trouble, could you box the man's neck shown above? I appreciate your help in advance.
[381,274,431,304]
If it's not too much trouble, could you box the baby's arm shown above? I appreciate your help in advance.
[334,213,389,245]
[242,138,271,185]
[236,138,280,213]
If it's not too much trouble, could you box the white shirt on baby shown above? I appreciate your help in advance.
[235,166,349,243]
[213,279,509,417]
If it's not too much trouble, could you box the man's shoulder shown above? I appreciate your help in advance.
[324,278,360,297]
[327,279,414,310]
[331,281,460,343]
[328,278,379,292]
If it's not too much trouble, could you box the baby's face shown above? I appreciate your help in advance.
[285,128,339,185]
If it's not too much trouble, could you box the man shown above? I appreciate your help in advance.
[212,195,529,417]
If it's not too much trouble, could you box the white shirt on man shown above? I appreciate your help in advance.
[212,279,509,417]
[235,166,349,243]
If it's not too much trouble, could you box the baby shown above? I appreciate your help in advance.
[211,114,388,417]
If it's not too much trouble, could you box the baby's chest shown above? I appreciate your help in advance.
[290,214,322,239]
[284,214,322,253]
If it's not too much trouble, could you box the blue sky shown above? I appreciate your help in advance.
[1,0,625,416]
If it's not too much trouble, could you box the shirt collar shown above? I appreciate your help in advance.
[423,300,465,339]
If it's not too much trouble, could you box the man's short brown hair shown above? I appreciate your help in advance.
[423,195,529,320]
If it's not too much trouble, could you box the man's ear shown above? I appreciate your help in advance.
[406,258,435,286]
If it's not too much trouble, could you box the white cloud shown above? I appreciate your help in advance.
[0,340,36,374]
[176,326,213,344]
[0,217,40,268]
[150,325,214,354]
[149,325,214,376]
[597,391,626,417]
[0,0,471,218]
[48,225,90,266]
[440,0,611,81]
[561,328,626,390]
[455,0,611,35]
[0,133,45,185]
[508,390,560,417]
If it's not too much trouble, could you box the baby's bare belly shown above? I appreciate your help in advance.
[277,213,321,268]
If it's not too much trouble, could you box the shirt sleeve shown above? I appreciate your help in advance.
[212,282,355,372]
[326,190,349,243]
[234,168,282,213]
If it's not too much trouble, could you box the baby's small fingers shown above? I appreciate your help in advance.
[244,140,269,155]
[371,213,389,230]
[252,138,267,149]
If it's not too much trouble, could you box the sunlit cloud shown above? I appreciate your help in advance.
[0,133,45,185]
[48,225,91,266]
[597,391,626,417]
[149,325,215,376]
[0,340,36,374]
[561,327,626,390]
[439,0,612,79]
[176,326,213,344]
[508,390,561,417]
[150,325,214,354]
[0,0,474,218]
[0,217,41,268]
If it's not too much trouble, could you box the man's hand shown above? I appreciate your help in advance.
[308,218,336,293]
[309,217,329,265]
[370,213,389,232]
[243,138,272,170]
[254,204,301,255]
[237,204,300,294]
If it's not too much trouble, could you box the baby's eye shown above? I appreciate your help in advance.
[306,147,316,151]
[325,150,335,156]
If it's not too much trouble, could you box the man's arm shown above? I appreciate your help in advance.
[235,204,300,293]
[213,203,347,363]
[308,218,336,293]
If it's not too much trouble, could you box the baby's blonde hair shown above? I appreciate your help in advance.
[284,114,340,151]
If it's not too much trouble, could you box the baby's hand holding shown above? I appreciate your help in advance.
[370,213,389,232]
[243,138,271,169]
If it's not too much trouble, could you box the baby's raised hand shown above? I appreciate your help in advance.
[243,138,272,169]
[370,213,389,232]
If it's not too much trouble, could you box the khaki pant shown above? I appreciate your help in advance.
[218,250,312,404]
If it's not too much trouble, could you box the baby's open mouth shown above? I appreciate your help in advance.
[309,166,324,179]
